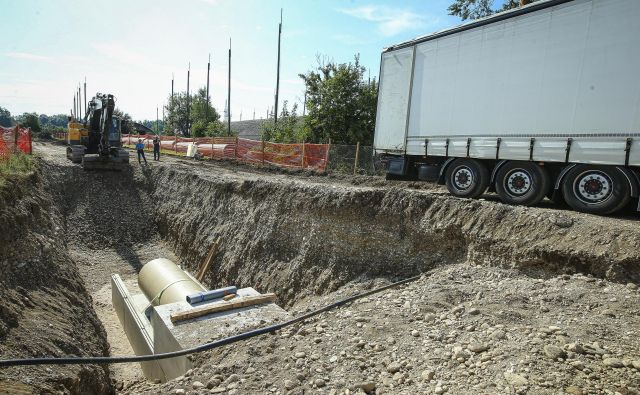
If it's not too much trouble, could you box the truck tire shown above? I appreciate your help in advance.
[445,158,489,199]
[561,165,631,215]
[495,161,550,206]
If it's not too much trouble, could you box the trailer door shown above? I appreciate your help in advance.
[374,47,414,153]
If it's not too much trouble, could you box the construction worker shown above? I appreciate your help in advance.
[135,139,147,164]
[153,136,161,161]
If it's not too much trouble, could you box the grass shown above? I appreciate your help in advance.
[0,152,36,188]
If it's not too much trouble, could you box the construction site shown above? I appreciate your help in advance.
[2,0,640,394]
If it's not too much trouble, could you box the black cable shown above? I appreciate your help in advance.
[0,273,423,367]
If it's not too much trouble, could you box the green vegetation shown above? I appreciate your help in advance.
[0,106,14,127]
[0,151,35,187]
[448,0,540,20]
[164,87,226,137]
[260,101,305,143]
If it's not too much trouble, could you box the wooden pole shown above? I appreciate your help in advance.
[175,134,178,154]
[301,141,305,169]
[353,141,360,175]
[197,240,219,282]
[261,138,265,165]
[211,135,214,159]
[171,293,278,323]
[274,9,283,125]
[234,136,238,159]
[324,138,331,171]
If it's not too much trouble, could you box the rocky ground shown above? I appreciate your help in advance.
[125,264,640,395]
[1,141,638,394]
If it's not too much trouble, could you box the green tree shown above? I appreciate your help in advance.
[261,101,305,143]
[448,0,539,21]
[113,108,134,135]
[17,113,42,135]
[164,87,225,137]
[300,55,377,145]
[0,106,14,127]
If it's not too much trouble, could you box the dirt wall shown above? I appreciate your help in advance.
[0,164,111,394]
[147,166,640,306]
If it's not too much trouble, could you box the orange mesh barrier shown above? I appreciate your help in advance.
[0,126,32,161]
[120,135,329,171]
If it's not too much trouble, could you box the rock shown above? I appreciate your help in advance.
[544,345,567,360]
[206,378,222,389]
[602,358,624,368]
[434,385,445,394]
[209,387,227,394]
[632,360,640,370]
[467,307,480,315]
[503,372,528,387]
[490,330,507,340]
[175,389,185,395]
[225,374,240,383]
[314,378,326,388]
[387,361,402,373]
[569,360,585,370]
[565,386,583,395]
[421,370,435,381]
[358,382,376,393]
[294,351,306,359]
[566,342,586,354]
[329,355,338,363]
[411,330,420,337]
[626,283,638,290]
[192,381,205,389]
[284,379,296,390]
[468,343,489,353]
[424,313,436,322]
[550,214,573,228]
[245,367,256,374]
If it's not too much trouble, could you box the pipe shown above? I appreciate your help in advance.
[138,258,205,306]
[186,286,237,305]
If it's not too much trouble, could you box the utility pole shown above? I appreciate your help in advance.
[227,38,231,136]
[171,73,174,103]
[274,8,283,125]
[253,109,255,120]
[83,77,87,118]
[156,106,159,134]
[186,63,191,136]
[162,107,165,134]
[73,96,76,120]
[303,91,307,117]
[77,85,81,120]
[206,53,211,122]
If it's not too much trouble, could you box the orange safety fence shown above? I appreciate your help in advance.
[0,126,32,161]
[121,134,329,171]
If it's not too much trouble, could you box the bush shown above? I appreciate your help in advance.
[0,151,35,187]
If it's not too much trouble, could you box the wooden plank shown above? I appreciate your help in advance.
[171,293,277,323]
[196,241,219,282]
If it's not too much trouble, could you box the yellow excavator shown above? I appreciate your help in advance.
[66,93,129,170]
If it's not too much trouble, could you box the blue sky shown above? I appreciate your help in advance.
[0,0,462,121]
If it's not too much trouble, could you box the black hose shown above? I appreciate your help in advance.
[0,274,423,367]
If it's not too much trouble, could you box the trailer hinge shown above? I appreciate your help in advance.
[625,137,632,167]
[424,138,429,157]
[565,138,573,163]
[466,138,471,158]
[496,138,501,160]
[445,138,450,158]
[529,138,535,161]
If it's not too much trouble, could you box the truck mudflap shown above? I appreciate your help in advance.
[386,156,408,176]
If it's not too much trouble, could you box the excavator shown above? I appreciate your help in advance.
[66,93,129,170]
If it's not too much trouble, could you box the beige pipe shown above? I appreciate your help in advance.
[138,258,206,306]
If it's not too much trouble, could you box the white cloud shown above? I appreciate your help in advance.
[5,52,52,62]
[339,5,434,36]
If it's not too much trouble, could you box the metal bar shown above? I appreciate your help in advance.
[274,9,282,124]
[625,138,633,167]
[529,137,535,161]
[496,138,501,160]
[565,138,573,163]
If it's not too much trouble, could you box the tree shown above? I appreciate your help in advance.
[17,113,41,135]
[448,0,539,21]
[0,106,14,127]
[113,108,134,135]
[300,55,378,145]
[164,87,225,137]
[261,101,305,143]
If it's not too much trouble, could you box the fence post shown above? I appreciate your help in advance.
[14,127,19,153]
[324,138,331,172]
[234,136,238,159]
[175,135,178,154]
[261,138,265,165]
[211,135,214,159]
[301,141,306,169]
[353,141,360,175]
[28,129,32,154]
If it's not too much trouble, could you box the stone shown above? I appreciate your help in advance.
[245,367,256,374]
[626,283,638,291]
[503,372,528,387]
[284,379,296,390]
[210,388,227,394]
[424,313,436,322]
[566,343,586,354]
[358,382,376,392]
[175,390,185,395]
[225,374,240,383]
[421,370,435,381]
[329,355,338,363]
[387,361,402,373]
[632,360,640,370]
[192,381,205,389]
[467,308,480,315]
[314,378,326,388]
[544,345,567,360]
[602,358,624,368]
[490,330,507,340]
[206,378,222,389]
[411,330,420,337]
[434,386,445,394]
[468,343,489,353]
[294,352,306,359]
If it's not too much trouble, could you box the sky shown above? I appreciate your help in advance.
[0,0,463,121]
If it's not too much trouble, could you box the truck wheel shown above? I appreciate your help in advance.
[445,158,489,199]
[561,165,631,215]
[495,161,550,206]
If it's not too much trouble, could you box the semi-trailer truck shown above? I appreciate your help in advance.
[373,0,640,215]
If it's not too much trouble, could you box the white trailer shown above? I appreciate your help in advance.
[374,0,640,215]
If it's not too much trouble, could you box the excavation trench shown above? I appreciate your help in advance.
[2,143,640,393]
